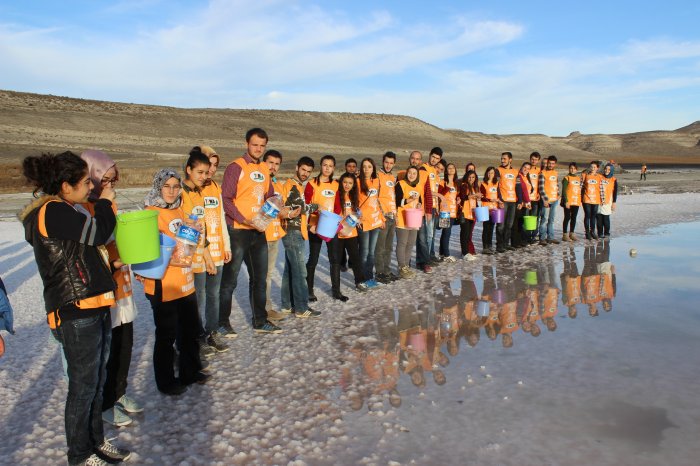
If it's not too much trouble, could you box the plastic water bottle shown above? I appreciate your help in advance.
[438,210,451,229]
[251,195,283,231]
[339,211,360,236]
[171,214,201,267]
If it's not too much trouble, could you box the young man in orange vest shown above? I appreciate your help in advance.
[526,152,542,244]
[538,155,560,245]
[219,128,292,335]
[496,152,519,253]
[419,147,443,267]
[375,151,398,283]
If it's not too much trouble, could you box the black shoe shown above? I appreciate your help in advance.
[376,274,391,284]
[496,248,506,253]
[389,273,400,281]
[506,245,516,251]
[308,293,318,302]
[340,265,348,272]
[195,371,212,385]
[295,308,322,318]
[428,257,441,266]
[590,232,598,240]
[254,320,283,333]
[161,383,188,396]
[94,439,131,463]
[333,292,349,302]
[482,249,493,255]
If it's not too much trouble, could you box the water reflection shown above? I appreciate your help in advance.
[340,241,618,407]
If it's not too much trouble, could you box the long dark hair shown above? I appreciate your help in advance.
[520,162,534,194]
[23,151,88,197]
[444,162,459,186]
[462,162,478,183]
[314,154,336,184]
[461,170,479,195]
[359,157,378,195]
[337,172,359,211]
[483,166,498,184]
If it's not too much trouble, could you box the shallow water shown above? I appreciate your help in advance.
[333,222,700,465]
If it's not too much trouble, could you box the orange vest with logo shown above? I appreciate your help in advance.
[601,176,616,205]
[528,166,541,201]
[480,181,499,209]
[201,181,228,267]
[231,158,271,230]
[308,178,338,227]
[541,169,559,201]
[582,173,603,204]
[461,193,477,220]
[444,183,458,218]
[563,275,582,305]
[541,287,560,319]
[181,185,207,273]
[498,302,519,334]
[338,192,358,239]
[497,167,518,202]
[281,178,309,240]
[377,171,397,214]
[583,274,602,304]
[143,206,195,302]
[265,178,287,241]
[421,163,439,196]
[396,179,423,229]
[358,177,384,231]
[564,174,582,207]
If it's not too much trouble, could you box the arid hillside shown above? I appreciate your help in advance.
[1,90,698,192]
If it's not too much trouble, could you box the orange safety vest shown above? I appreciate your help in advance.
[201,181,228,267]
[421,163,440,196]
[396,179,423,229]
[498,302,519,334]
[541,169,559,201]
[265,178,287,241]
[358,177,384,231]
[307,178,338,227]
[461,194,477,220]
[563,174,582,207]
[582,274,602,304]
[582,173,604,204]
[377,170,397,214]
[497,167,518,202]
[563,275,582,305]
[541,287,560,319]
[528,166,541,201]
[281,178,309,240]
[480,181,499,209]
[230,157,271,230]
[601,176,616,205]
[181,185,207,273]
[143,206,195,302]
[443,183,458,218]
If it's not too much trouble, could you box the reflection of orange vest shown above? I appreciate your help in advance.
[541,287,560,318]
[526,290,540,322]
[582,173,603,204]
[181,185,207,273]
[396,179,423,229]
[564,174,582,207]
[541,169,559,201]
[497,167,518,202]
[358,177,384,231]
[499,302,519,334]
[377,171,397,214]
[582,274,602,304]
[143,206,195,302]
[281,178,309,240]
[265,178,287,241]
[563,275,582,305]
[528,166,541,201]
[601,176,616,205]
[308,178,338,227]
[600,273,614,299]
[230,158,271,229]
[480,181,499,209]
[338,192,358,239]
[201,181,228,267]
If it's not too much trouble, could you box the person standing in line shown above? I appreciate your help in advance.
[438,162,459,261]
[419,147,443,267]
[21,151,131,466]
[526,152,542,244]
[358,157,385,288]
[495,152,519,253]
[538,155,560,245]
[597,163,618,238]
[640,163,647,181]
[581,161,606,240]
[375,151,398,283]
[261,149,291,321]
[561,162,582,242]
[513,162,533,248]
[304,155,339,301]
[459,170,481,259]
[280,157,320,317]
[479,167,499,254]
[219,128,291,335]
[394,166,423,279]
[401,151,434,273]
[345,158,358,177]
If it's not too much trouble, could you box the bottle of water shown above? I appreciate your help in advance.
[251,195,283,231]
[171,214,201,267]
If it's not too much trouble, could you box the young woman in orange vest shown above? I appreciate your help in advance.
[21,151,132,465]
[596,163,617,238]
[79,150,142,428]
[479,166,499,254]
[143,169,209,396]
[581,161,606,240]
[304,154,339,301]
[395,166,422,279]
[561,162,582,241]
[437,161,459,261]
[358,157,385,288]
[332,172,368,299]
[459,170,481,259]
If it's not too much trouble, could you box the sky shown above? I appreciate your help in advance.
[1,0,699,135]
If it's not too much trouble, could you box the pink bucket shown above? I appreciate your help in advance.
[408,332,427,352]
[404,208,423,229]
[490,208,505,224]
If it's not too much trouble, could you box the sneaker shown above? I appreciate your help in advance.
[547,239,560,245]
[590,232,599,240]
[195,371,212,385]
[199,343,216,360]
[389,273,401,281]
[539,240,548,246]
[366,278,381,288]
[399,266,413,279]
[295,308,322,318]
[442,255,457,263]
[218,324,238,339]
[116,394,143,414]
[422,265,433,274]
[102,405,132,427]
[376,273,391,284]
[161,383,188,396]
[308,292,318,302]
[206,332,230,353]
[496,247,506,254]
[569,232,577,241]
[463,254,478,261]
[482,249,493,255]
[78,453,110,466]
[254,320,283,334]
[94,439,131,463]
[506,245,516,251]
[267,309,288,321]
[428,257,441,266]
[356,282,369,292]
[280,308,294,314]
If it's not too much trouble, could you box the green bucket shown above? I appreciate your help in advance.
[523,215,538,231]
[524,270,538,286]
[115,210,160,264]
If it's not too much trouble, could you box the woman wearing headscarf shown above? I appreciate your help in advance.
[596,163,617,238]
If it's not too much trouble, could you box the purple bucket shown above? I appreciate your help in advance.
[490,208,505,224]
[492,288,506,304]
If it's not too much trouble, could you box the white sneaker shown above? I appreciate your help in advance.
[463,254,478,261]
[116,394,143,413]
[102,405,132,427]
[79,453,110,466]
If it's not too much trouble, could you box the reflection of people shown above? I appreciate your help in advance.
[560,247,582,319]
[582,244,601,316]
[596,240,616,312]
[640,163,647,181]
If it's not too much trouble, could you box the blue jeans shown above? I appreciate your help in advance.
[219,226,269,327]
[281,229,309,312]
[582,203,599,232]
[194,266,223,335]
[359,227,380,280]
[416,213,437,266]
[439,218,455,257]
[539,199,559,240]
[51,310,111,465]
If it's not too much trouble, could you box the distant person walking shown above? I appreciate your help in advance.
[640,163,647,181]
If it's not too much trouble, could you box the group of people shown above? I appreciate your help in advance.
[19,127,619,465]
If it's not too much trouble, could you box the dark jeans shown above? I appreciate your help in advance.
[562,205,579,233]
[525,203,540,241]
[148,293,202,391]
[482,220,495,249]
[219,226,269,327]
[331,236,364,284]
[194,266,223,335]
[281,229,309,312]
[439,218,455,257]
[374,216,396,276]
[102,321,133,411]
[512,207,527,246]
[582,203,599,232]
[596,213,611,236]
[496,202,517,249]
[460,219,476,255]
[359,228,380,280]
[306,230,332,293]
[51,309,111,465]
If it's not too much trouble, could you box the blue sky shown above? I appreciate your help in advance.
[1,0,699,135]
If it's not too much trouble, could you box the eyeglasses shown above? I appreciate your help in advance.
[101,177,118,186]
[163,184,181,191]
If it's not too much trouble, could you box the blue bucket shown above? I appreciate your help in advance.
[477,300,490,317]
[317,210,342,239]
[474,206,490,222]
[131,233,176,279]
